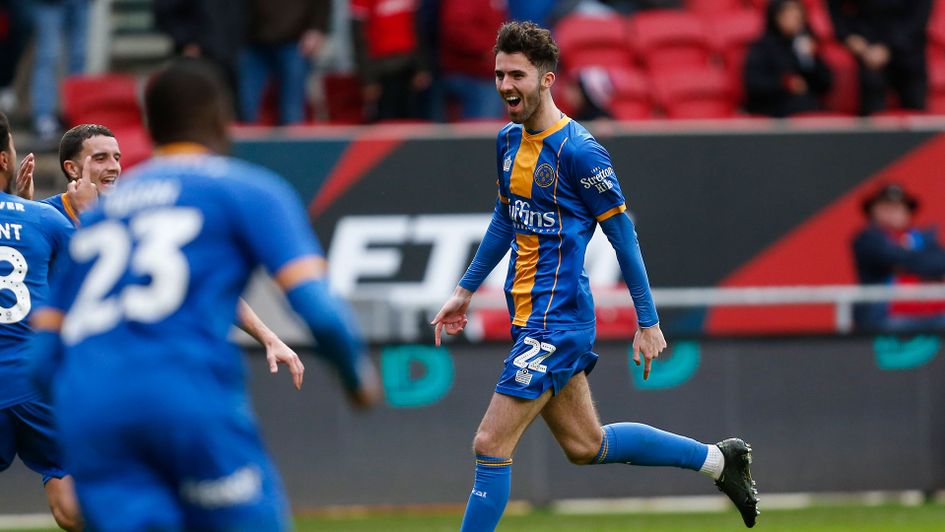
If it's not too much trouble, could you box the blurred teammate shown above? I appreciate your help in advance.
[431,22,759,530]
[20,124,300,378]
[30,59,380,530]
[0,113,80,530]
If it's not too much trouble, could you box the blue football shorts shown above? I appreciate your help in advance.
[57,374,290,532]
[495,326,599,400]
[0,399,67,484]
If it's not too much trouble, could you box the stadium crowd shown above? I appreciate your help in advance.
[0,0,942,140]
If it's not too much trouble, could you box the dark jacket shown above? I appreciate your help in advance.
[743,0,832,117]
[827,0,932,53]
[247,0,331,45]
[153,0,247,68]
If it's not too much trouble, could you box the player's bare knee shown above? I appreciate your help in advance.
[472,430,504,457]
[562,441,600,465]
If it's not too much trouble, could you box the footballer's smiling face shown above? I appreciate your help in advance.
[495,51,552,125]
[71,135,122,192]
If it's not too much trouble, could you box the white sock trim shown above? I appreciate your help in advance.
[699,444,724,480]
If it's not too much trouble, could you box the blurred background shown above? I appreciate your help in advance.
[2,0,945,525]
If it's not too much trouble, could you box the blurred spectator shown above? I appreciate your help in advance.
[153,0,247,110]
[744,0,832,118]
[0,0,30,114]
[432,0,506,121]
[508,0,558,27]
[852,183,945,332]
[31,0,90,142]
[562,67,615,121]
[239,0,330,125]
[351,0,432,122]
[828,0,932,115]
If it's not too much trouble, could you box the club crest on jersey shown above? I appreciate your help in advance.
[534,163,556,188]
[503,155,512,172]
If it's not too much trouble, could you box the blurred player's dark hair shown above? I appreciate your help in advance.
[0,112,10,153]
[494,21,559,74]
[59,124,115,179]
[144,58,232,152]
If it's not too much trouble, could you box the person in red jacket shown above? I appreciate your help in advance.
[351,0,432,122]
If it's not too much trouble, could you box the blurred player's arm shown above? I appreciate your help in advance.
[28,309,65,395]
[273,257,380,408]
[432,199,513,345]
[236,299,304,391]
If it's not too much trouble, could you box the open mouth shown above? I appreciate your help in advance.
[100,176,117,188]
[505,96,522,111]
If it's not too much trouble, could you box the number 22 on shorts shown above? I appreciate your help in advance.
[512,337,556,373]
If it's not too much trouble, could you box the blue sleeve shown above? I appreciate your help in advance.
[570,139,628,222]
[285,278,369,391]
[28,330,63,397]
[459,199,513,292]
[229,169,323,274]
[599,212,659,328]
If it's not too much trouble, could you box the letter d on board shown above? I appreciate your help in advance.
[381,345,454,408]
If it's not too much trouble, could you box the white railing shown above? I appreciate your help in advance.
[460,284,945,334]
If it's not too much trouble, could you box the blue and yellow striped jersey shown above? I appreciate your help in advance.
[497,115,627,330]
[40,193,80,227]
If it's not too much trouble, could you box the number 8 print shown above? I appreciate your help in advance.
[0,246,30,324]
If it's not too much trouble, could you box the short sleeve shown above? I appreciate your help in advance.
[228,171,323,276]
[570,139,627,222]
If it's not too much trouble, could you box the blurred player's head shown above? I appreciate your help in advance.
[494,22,559,124]
[144,58,232,153]
[59,124,121,192]
[0,111,15,188]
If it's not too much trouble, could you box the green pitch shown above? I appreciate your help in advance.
[7,503,945,531]
[295,503,945,532]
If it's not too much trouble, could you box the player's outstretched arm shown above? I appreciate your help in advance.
[274,256,381,408]
[599,212,666,379]
[14,152,34,200]
[237,299,304,390]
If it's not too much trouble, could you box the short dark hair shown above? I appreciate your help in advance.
[0,112,10,153]
[144,58,231,146]
[59,124,115,179]
[494,21,560,74]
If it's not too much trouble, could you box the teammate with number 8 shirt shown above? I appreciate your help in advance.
[430,22,760,530]
[0,112,81,530]
[29,59,380,530]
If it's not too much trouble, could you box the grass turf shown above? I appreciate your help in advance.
[295,503,945,531]
[8,503,945,531]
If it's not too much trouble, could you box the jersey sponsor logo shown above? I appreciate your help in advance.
[533,162,556,188]
[509,199,557,234]
[180,465,262,509]
[503,155,512,172]
[581,166,615,193]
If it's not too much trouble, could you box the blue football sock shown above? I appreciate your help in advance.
[594,422,708,471]
[460,455,512,532]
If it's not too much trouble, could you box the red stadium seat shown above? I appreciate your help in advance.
[629,11,712,72]
[652,67,737,119]
[110,126,152,170]
[930,0,945,52]
[803,0,834,41]
[685,0,747,14]
[607,67,653,119]
[818,42,859,115]
[704,9,764,104]
[555,15,634,71]
[929,52,945,115]
[61,73,141,129]
[322,74,364,124]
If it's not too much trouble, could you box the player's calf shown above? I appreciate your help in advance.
[45,476,83,532]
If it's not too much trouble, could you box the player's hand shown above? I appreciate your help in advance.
[632,324,667,381]
[430,286,473,346]
[66,155,98,214]
[15,152,34,200]
[265,337,304,390]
